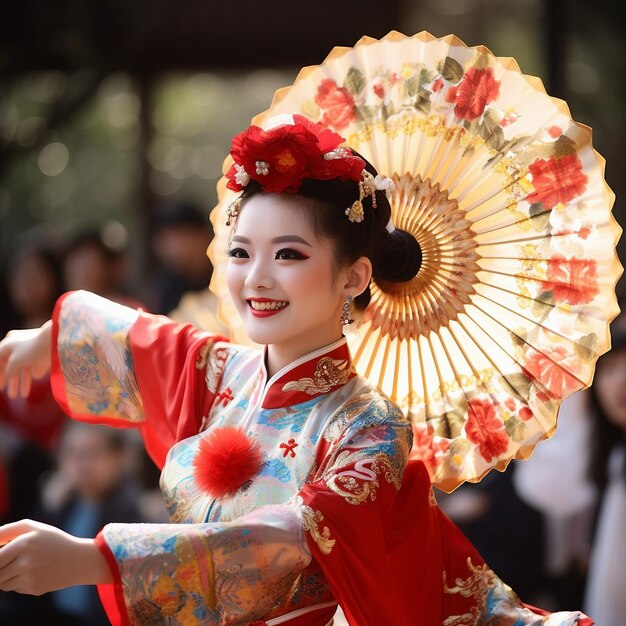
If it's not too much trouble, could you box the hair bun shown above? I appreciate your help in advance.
[374,229,422,283]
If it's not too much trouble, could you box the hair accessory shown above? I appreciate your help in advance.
[225,114,370,225]
[346,170,377,223]
[225,197,242,226]
[340,295,354,326]
[226,114,364,195]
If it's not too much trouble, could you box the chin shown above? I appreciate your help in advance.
[243,323,287,346]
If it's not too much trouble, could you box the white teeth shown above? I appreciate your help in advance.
[249,300,288,311]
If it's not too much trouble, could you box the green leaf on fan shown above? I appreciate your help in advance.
[529,202,546,217]
[344,67,366,95]
[438,56,464,83]
[509,329,527,349]
[414,87,432,114]
[406,74,420,97]
[553,134,577,157]
[505,416,525,442]
[528,202,551,231]
[478,109,505,150]
[503,372,533,399]
[575,332,599,360]
[532,291,554,317]
[419,67,437,86]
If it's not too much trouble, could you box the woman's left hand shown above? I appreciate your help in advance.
[0,519,112,595]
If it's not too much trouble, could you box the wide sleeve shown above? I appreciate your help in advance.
[51,290,229,467]
[51,290,142,425]
[298,393,593,626]
[298,393,413,626]
[95,501,312,626]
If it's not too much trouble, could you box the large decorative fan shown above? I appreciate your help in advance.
[209,31,621,491]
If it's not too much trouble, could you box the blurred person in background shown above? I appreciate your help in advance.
[63,221,144,310]
[515,325,626,626]
[0,238,69,621]
[1,240,67,523]
[150,201,215,314]
[42,422,144,626]
[149,200,230,335]
[582,330,626,624]
[1,422,145,625]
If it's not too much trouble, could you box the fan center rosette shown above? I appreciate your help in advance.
[209,31,621,492]
[368,172,480,339]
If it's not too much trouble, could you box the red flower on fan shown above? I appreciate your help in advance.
[526,153,588,208]
[410,423,450,474]
[541,255,599,305]
[523,345,582,399]
[465,396,509,463]
[445,67,501,120]
[315,78,356,130]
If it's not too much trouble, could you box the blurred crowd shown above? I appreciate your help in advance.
[0,201,224,625]
[0,202,625,625]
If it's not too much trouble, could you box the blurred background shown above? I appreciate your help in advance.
[0,0,624,624]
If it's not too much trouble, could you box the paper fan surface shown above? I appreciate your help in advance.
[209,31,621,492]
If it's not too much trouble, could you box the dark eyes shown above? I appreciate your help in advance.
[226,247,308,261]
[227,247,249,259]
[275,248,308,261]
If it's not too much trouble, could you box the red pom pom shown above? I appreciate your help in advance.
[193,427,264,499]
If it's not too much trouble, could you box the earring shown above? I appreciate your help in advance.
[340,296,354,326]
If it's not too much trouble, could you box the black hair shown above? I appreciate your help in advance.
[588,330,626,491]
[239,154,421,311]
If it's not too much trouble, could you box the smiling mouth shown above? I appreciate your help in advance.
[246,299,289,316]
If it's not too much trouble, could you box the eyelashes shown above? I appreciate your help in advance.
[275,248,309,261]
[226,247,249,259]
[226,247,309,261]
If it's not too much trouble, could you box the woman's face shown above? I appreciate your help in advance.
[226,193,353,364]
[594,346,626,431]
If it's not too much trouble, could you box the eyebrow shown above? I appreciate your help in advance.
[231,235,313,247]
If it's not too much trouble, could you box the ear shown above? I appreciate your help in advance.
[343,256,372,297]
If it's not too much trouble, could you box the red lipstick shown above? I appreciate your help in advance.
[247,297,289,318]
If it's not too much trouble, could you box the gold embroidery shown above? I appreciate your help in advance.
[195,340,213,369]
[298,498,335,555]
[199,344,229,393]
[282,358,353,395]
[428,487,438,507]
[326,452,402,505]
[442,557,523,626]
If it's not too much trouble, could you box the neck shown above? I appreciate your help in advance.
[266,333,344,378]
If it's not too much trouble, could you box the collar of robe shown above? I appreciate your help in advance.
[259,336,357,409]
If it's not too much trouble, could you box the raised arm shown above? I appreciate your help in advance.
[5,290,228,468]
[0,320,52,399]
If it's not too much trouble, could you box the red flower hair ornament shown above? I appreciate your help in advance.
[224,114,393,225]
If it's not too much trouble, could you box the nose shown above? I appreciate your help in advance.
[244,256,274,290]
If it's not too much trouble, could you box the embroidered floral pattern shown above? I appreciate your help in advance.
[326,452,401,505]
[443,558,583,625]
[282,357,353,395]
[56,291,143,422]
[298,498,336,556]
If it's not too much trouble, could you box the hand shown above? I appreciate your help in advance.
[0,519,113,595]
[0,321,52,398]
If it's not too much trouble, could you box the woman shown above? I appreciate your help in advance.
[584,330,626,624]
[0,116,590,625]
